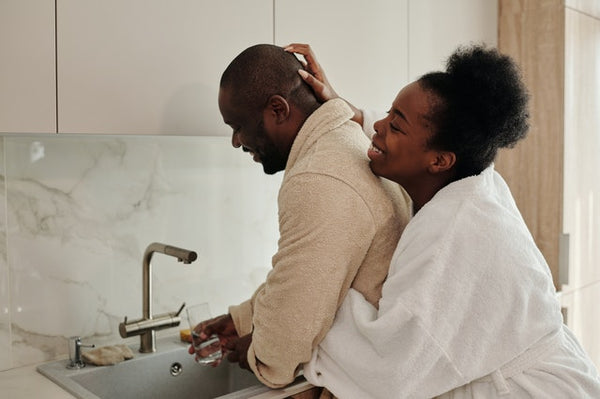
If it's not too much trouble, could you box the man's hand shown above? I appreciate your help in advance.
[187,313,239,367]
[225,333,253,371]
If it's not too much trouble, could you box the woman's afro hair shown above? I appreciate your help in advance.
[419,45,530,178]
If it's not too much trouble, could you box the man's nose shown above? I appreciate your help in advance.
[232,132,242,148]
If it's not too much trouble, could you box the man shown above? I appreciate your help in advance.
[190,44,411,390]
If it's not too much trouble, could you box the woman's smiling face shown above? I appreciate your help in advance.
[368,81,440,189]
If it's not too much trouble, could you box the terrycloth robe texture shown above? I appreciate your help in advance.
[305,166,600,398]
[228,99,412,388]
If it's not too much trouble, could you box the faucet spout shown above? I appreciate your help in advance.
[145,242,198,265]
[120,242,197,353]
[143,243,197,320]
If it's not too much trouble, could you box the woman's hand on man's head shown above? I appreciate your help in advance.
[284,43,364,126]
[284,43,338,103]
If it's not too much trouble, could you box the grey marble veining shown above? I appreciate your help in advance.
[0,135,281,370]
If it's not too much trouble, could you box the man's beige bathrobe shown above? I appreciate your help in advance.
[228,99,411,388]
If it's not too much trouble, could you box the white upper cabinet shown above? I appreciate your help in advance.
[274,0,409,114]
[0,0,56,133]
[407,0,498,81]
[274,0,497,115]
[1,0,497,136]
[57,0,272,135]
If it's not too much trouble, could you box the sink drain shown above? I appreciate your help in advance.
[170,362,183,376]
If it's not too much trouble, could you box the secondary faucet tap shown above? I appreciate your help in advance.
[119,242,197,353]
[67,336,95,369]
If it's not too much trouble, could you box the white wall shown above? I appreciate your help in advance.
[560,1,600,368]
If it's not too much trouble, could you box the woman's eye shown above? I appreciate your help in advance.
[390,124,403,133]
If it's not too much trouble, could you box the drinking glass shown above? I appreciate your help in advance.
[186,303,223,365]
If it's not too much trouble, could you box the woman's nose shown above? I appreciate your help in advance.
[373,118,384,136]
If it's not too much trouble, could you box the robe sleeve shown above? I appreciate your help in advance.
[247,173,377,388]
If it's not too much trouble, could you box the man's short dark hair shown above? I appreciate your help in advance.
[220,44,317,114]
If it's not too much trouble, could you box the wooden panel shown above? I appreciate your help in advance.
[496,0,565,289]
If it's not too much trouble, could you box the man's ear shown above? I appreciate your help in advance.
[265,95,290,124]
[428,151,456,173]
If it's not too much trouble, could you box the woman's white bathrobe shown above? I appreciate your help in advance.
[304,166,600,398]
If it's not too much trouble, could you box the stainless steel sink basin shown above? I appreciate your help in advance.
[37,336,308,399]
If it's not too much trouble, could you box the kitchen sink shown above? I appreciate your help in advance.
[37,336,310,399]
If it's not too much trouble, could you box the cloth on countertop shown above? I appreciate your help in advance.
[305,165,600,398]
[228,98,412,389]
[81,344,134,366]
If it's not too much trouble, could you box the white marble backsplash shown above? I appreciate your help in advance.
[0,135,281,370]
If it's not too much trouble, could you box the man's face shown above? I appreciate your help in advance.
[218,87,288,175]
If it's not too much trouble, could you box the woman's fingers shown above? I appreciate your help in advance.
[285,43,326,82]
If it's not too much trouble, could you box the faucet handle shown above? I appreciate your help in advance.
[71,336,95,349]
[175,302,186,317]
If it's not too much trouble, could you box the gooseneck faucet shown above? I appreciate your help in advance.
[119,242,197,353]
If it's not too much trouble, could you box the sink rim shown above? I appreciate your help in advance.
[36,335,273,399]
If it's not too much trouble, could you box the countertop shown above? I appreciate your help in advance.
[0,361,77,399]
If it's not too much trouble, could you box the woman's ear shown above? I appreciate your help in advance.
[428,151,456,173]
[265,95,290,124]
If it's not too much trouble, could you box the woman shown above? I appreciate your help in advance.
[286,44,600,398]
